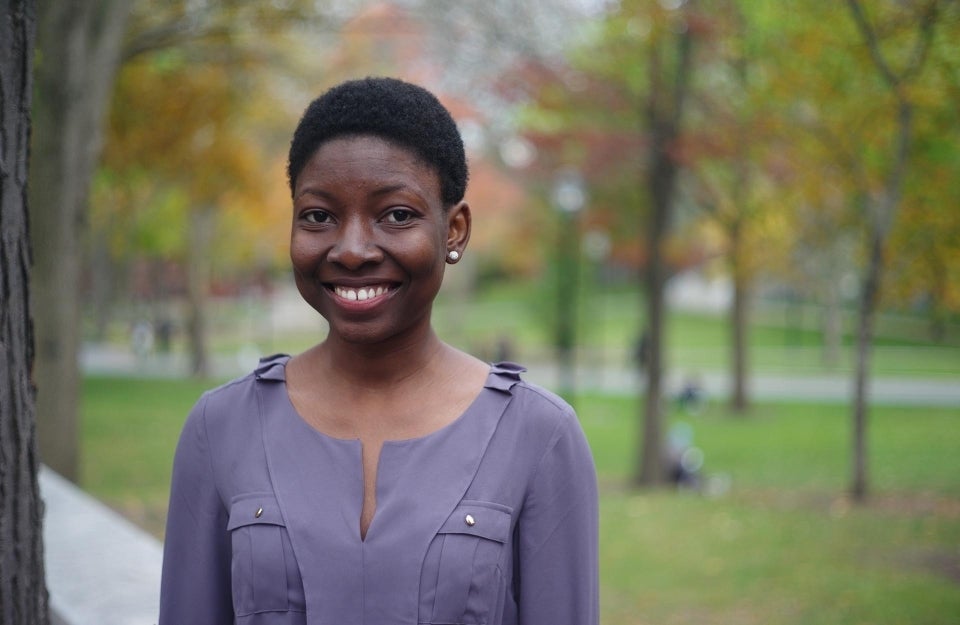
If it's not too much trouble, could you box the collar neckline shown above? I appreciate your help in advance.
[254,353,525,392]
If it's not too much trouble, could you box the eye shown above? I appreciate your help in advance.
[383,208,416,224]
[302,209,333,225]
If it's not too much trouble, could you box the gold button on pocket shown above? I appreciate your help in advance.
[423,502,513,623]
[228,493,299,616]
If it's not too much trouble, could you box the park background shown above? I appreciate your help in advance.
[19,1,960,623]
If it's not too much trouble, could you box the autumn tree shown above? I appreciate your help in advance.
[633,2,699,486]
[30,0,131,481]
[843,0,941,501]
[759,6,866,366]
[96,53,290,376]
[521,0,708,486]
[567,0,702,486]
[887,124,960,341]
[882,5,960,341]
[764,1,949,500]
[0,1,50,622]
[683,0,790,412]
[30,0,324,478]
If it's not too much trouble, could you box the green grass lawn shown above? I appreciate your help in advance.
[79,376,215,532]
[583,395,960,624]
[80,375,960,624]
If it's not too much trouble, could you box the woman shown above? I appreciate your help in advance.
[159,77,599,625]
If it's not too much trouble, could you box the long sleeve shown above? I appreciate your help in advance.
[517,409,599,625]
[159,396,233,624]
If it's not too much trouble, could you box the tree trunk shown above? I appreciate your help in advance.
[186,207,215,378]
[851,228,882,501]
[637,219,666,486]
[634,15,694,487]
[0,2,50,622]
[728,34,751,414]
[845,0,928,504]
[29,0,131,480]
[729,220,749,412]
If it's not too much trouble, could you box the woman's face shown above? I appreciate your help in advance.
[290,135,469,346]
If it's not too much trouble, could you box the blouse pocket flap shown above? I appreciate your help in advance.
[438,501,512,543]
[227,492,285,530]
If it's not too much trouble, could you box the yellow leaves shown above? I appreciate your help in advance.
[98,46,293,276]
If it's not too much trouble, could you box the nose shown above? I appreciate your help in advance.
[326,216,382,269]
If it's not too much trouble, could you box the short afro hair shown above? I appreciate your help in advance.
[287,77,468,206]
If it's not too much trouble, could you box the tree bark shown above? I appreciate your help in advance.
[186,206,215,378]
[728,28,751,414]
[851,97,911,502]
[845,0,930,501]
[635,11,694,487]
[0,1,50,622]
[851,228,883,500]
[729,219,749,412]
[29,0,131,480]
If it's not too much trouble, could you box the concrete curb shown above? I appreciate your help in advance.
[40,466,161,625]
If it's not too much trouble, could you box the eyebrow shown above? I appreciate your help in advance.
[296,188,334,201]
[369,184,409,198]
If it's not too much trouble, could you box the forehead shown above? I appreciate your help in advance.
[293,135,442,204]
[295,134,443,201]
[308,134,435,176]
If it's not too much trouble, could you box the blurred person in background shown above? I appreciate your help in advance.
[159,77,599,625]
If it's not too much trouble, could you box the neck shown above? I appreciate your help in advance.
[313,326,448,391]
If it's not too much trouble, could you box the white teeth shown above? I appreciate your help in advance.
[335,285,388,301]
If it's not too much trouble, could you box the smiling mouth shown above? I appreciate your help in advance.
[328,284,396,302]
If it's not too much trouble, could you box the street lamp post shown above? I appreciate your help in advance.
[552,169,587,404]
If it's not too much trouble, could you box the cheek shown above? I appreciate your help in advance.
[289,235,320,269]
[404,236,445,275]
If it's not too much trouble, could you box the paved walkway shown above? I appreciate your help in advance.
[525,364,960,407]
[82,344,959,407]
[41,467,162,625]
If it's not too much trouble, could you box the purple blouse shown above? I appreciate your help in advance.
[159,355,599,625]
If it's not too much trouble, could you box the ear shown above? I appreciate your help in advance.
[445,201,472,260]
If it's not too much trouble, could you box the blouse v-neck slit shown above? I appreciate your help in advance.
[276,358,492,542]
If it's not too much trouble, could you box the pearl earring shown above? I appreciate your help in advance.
[447,250,460,262]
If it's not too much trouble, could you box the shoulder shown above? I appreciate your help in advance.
[496,367,597,522]
[510,380,576,429]
[190,373,258,426]
[492,362,582,448]
[494,362,574,420]
[184,354,289,436]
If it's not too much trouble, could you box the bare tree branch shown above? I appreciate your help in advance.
[846,0,901,89]
[846,0,939,92]
[902,1,939,82]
